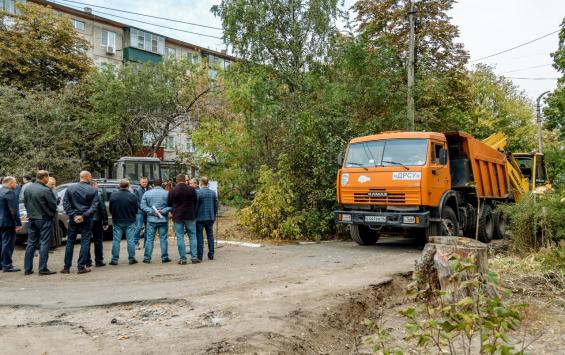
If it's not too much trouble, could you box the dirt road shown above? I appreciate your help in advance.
[0,238,420,354]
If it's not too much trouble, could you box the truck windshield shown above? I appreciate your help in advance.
[344,139,428,168]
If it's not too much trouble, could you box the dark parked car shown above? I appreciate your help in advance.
[17,180,140,245]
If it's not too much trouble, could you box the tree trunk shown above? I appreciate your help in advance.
[415,236,489,302]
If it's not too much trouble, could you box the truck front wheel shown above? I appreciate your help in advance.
[439,206,459,237]
[350,225,380,245]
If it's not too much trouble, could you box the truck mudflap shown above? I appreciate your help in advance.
[335,210,429,228]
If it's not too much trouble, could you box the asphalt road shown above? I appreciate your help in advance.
[0,237,421,354]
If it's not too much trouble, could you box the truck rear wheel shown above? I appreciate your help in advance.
[350,225,380,245]
[478,204,494,243]
[493,210,506,239]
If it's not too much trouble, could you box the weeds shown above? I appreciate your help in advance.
[365,255,527,354]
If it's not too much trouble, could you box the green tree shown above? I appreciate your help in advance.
[0,85,82,180]
[354,0,471,130]
[0,2,92,90]
[85,59,211,164]
[544,17,565,138]
[212,0,341,88]
[464,64,537,151]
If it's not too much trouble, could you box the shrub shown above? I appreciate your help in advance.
[500,190,565,253]
[239,164,303,240]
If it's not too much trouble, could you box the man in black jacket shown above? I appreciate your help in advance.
[0,176,22,272]
[109,179,139,265]
[62,171,99,274]
[86,181,108,267]
[23,170,58,275]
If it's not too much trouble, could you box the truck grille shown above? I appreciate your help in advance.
[354,189,405,203]
[342,188,420,205]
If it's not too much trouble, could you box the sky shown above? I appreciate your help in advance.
[50,0,564,101]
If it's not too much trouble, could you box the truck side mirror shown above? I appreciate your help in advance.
[439,149,448,165]
[337,151,344,167]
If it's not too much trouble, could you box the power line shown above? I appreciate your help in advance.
[504,77,559,80]
[499,63,553,74]
[470,29,560,63]
[55,0,223,30]
[51,1,223,40]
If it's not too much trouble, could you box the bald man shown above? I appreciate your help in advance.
[62,171,99,274]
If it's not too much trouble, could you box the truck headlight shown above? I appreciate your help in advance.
[341,214,351,222]
[341,173,349,186]
[403,216,416,224]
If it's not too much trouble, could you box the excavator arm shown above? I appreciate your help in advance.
[482,132,530,201]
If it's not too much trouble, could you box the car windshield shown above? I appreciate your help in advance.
[345,139,428,167]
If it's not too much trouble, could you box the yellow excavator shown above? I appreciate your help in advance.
[482,132,552,201]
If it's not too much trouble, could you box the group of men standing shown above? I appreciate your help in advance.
[0,170,218,275]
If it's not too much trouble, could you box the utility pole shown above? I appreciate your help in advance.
[407,0,416,131]
[535,91,550,153]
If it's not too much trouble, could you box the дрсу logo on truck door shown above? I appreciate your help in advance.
[392,172,422,180]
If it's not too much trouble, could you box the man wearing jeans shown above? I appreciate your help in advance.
[133,177,150,249]
[109,179,139,265]
[62,171,99,274]
[195,176,218,261]
[23,170,58,275]
[140,179,171,263]
[167,174,198,264]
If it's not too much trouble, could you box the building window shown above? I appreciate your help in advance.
[101,29,116,49]
[191,53,200,64]
[72,19,85,31]
[1,0,25,15]
[142,131,155,146]
[186,137,195,153]
[208,54,217,67]
[165,46,176,59]
[129,28,164,55]
[164,136,175,150]
[224,59,231,70]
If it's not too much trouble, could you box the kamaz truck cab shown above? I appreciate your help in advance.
[336,131,452,244]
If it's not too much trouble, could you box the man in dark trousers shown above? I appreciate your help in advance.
[133,177,150,249]
[62,171,99,274]
[109,179,139,265]
[0,176,22,272]
[86,181,108,267]
[23,170,58,275]
[167,174,198,264]
[195,176,218,261]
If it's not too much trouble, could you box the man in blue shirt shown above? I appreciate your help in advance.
[0,176,22,272]
[195,176,218,261]
[141,179,171,263]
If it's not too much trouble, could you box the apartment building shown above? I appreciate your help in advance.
[4,0,233,173]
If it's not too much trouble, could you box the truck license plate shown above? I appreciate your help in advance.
[365,215,386,223]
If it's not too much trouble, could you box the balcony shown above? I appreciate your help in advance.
[123,47,162,63]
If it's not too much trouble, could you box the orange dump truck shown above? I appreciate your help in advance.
[335,131,537,245]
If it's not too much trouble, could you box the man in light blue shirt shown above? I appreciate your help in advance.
[140,179,171,263]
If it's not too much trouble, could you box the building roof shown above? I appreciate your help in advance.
[29,0,236,61]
